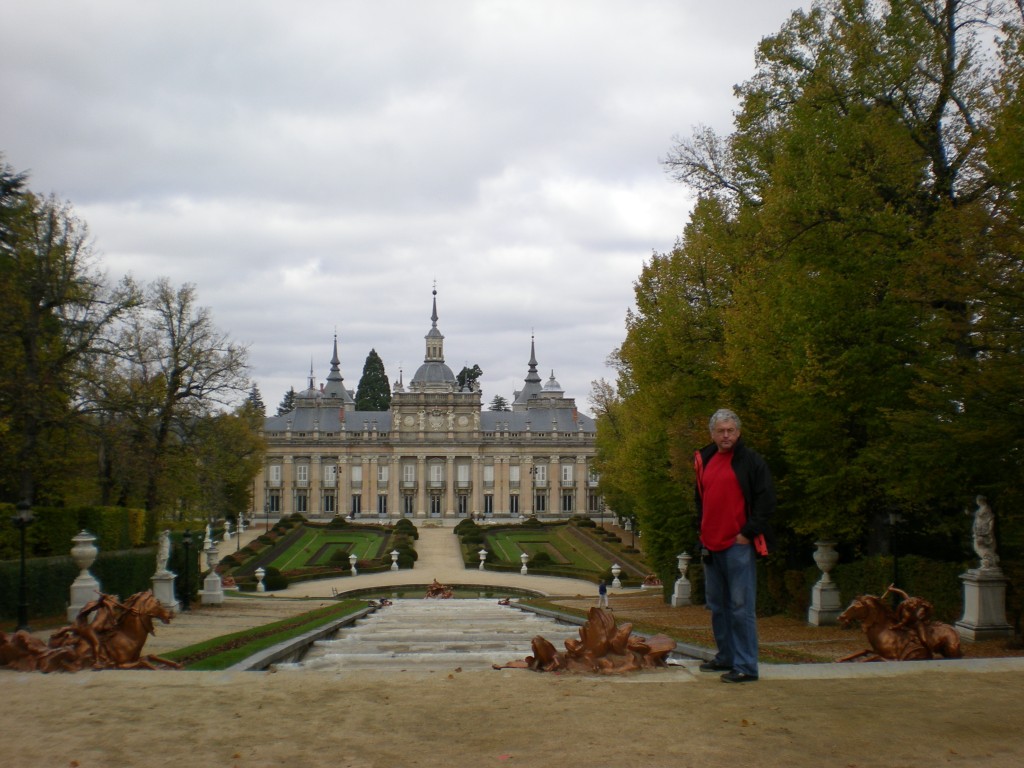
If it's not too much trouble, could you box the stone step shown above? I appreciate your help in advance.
[281,599,581,671]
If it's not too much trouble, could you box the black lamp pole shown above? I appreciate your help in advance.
[181,530,192,612]
[12,500,34,631]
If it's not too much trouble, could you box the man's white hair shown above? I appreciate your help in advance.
[709,408,741,432]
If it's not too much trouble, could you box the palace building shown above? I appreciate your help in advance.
[255,290,601,521]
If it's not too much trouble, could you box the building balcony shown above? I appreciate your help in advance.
[322,479,336,488]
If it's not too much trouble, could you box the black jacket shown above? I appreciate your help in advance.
[694,438,776,550]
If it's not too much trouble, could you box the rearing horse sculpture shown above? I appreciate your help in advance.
[838,591,962,662]
[0,590,181,672]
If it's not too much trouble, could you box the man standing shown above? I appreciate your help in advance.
[694,408,775,683]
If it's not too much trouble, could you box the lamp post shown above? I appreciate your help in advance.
[12,500,34,631]
[478,548,488,571]
[181,530,192,612]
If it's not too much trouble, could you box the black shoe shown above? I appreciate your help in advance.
[721,671,758,683]
[699,661,732,672]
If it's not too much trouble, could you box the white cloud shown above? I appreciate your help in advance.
[1,0,807,414]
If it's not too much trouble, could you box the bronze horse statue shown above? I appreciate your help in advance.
[837,590,962,662]
[494,607,677,674]
[1,590,181,672]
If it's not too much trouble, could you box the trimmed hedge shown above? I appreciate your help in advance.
[0,548,157,622]
[0,503,147,560]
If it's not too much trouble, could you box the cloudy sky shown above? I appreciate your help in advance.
[1,0,805,415]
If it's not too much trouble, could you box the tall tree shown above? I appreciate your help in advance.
[354,349,391,411]
[276,387,297,416]
[97,279,249,537]
[0,166,139,505]
[247,384,266,418]
[609,0,1024,567]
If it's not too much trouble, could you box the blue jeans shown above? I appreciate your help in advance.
[703,542,759,676]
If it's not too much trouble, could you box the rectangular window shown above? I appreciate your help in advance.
[268,492,281,513]
[377,494,388,516]
[403,495,415,516]
[403,464,416,483]
[296,464,309,486]
[457,495,468,516]
[323,464,337,487]
[562,493,574,513]
[534,465,547,482]
[561,464,573,483]
[484,495,493,515]
[483,465,494,484]
[430,463,444,483]
[324,493,336,513]
[377,464,389,483]
[509,465,520,484]
[588,493,600,513]
[351,465,363,485]
[296,492,308,513]
[457,464,470,483]
[535,493,546,513]
[351,494,362,516]
[509,494,519,516]
[269,465,282,484]
[430,494,442,516]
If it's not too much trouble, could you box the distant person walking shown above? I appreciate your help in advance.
[597,580,609,608]
[694,408,775,683]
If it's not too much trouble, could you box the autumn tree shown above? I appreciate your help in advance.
[610,0,1024,570]
[95,279,249,537]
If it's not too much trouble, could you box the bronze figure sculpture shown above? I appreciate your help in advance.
[837,586,962,662]
[425,579,453,599]
[494,606,677,674]
[0,590,181,672]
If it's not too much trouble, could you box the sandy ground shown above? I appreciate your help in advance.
[5,523,1023,767]
[4,594,1024,768]
[3,664,1024,768]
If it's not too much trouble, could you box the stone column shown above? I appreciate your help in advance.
[807,541,842,626]
[68,530,101,621]
[445,455,455,517]
[416,455,427,517]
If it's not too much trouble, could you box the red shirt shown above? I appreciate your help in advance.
[700,450,746,552]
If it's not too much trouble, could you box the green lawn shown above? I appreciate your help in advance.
[268,528,388,571]
[480,523,648,579]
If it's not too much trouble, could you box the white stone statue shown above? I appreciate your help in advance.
[970,495,998,570]
[156,529,171,575]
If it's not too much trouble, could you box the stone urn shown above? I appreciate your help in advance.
[71,530,99,576]
[812,541,839,583]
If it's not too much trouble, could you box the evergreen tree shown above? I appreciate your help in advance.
[488,394,511,411]
[276,386,297,416]
[355,349,391,411]
[247,384,266,417]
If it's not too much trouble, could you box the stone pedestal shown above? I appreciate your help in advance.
[151,571,180,613]
[68,530,101,621]
[956,568,1013,641]
[199,571,225,605]
[807,541,842,626]
[671,552,692,607]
